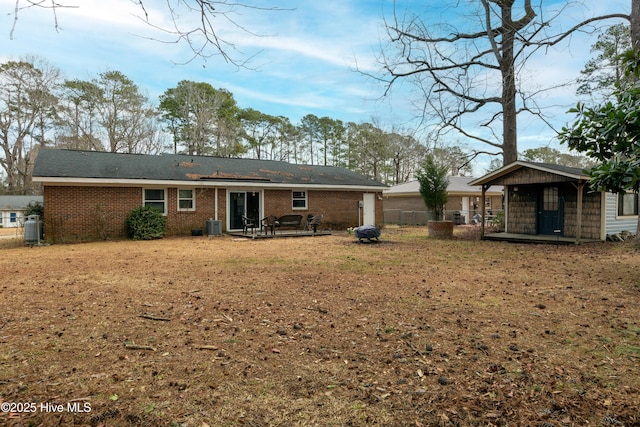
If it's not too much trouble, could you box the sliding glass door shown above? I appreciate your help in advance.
[229,191,260,230]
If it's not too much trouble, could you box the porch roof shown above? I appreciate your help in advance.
[469,161,591,187]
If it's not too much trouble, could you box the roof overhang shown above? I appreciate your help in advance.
[32,176,385,192]
[469,161,591,186]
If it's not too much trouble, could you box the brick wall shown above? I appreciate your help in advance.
[44,186,140,242]
[43,185,381,242]
[264,189,383,230]
[384,194,502,225]
[43,186,228,243]
[163,187,226,236]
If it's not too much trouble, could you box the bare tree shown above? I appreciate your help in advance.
[55,79,104,151]
[376,0,630,166]
[95,71,157,153]
[8,0,284,66]
[0,58,60,194]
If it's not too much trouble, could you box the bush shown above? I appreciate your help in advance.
[126,206,167,240]
[24,201,44,219]
[416,155,449,221]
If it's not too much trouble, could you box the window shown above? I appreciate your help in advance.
[618,192,638,217]
[292,191,307,209]
[543,187,559,210]
[143,189,166,214]
[10,212,17,223]
[178,189,195,211]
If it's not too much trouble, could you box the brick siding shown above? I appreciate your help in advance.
[264,189,383,230]
[43,185,382,242]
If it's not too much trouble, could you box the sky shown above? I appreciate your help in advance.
[0,0,632,174]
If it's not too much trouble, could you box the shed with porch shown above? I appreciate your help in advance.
[469,161,637,243]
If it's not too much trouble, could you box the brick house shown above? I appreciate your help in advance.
[32,149,386,243]
[383,176,503,225]
[469,161,638,243]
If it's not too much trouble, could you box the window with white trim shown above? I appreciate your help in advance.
[292,191,307,209]
[178,189,196,211]
[10,212,17,223]
[143,188,167,215]
[618,192,638,217]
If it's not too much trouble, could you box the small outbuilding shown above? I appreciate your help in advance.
[469,161,638,243]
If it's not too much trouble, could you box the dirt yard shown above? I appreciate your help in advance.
[0,227,639,427]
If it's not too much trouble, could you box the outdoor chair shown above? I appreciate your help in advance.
[261,215,278,236]
[242,215,257,234]
[305,214,323,233]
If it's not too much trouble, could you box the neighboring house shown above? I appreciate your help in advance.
[0,195,43,228]
[469,161,638,243]
[32,148,386,242]
[383,176,503,225]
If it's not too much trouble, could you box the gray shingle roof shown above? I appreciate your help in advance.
[0,195,43,210]
[384,176,503,196]
[33,149,387,188]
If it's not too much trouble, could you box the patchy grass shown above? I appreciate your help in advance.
[1,228,639,426]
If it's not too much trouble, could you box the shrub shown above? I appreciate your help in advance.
[24,201,44,219]
[416,155,449,221]
[126,206,166,240]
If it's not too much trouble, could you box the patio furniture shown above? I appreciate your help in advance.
[275,214,303,233]
[242,215,257,234]
[261,215,278,236]
[304,214,323,233]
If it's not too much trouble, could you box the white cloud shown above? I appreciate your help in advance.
[0,0,632,147]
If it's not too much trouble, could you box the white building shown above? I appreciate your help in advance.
[0,196,43,228]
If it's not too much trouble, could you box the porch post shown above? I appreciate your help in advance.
[480,185,488,237]
[575,180,584,244]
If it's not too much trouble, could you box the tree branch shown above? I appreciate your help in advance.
[531,13,631,48]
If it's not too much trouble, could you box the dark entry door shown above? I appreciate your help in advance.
[538,187,564,235]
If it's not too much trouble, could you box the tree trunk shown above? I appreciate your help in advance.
[631,0,640,51]
[500,1,519,166]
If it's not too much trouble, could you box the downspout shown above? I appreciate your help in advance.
[215,187,219,221]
